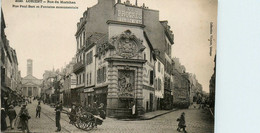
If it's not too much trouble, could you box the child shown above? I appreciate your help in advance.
[177,112,187,133]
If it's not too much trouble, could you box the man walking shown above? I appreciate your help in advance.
[177,112,187,133]
[36,102,41,118]
[55,102,62,132]
[19,104,30,133]
[7,105,17,129]
[1,108,7,131]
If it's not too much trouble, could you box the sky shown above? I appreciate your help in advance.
[2,0,217,92]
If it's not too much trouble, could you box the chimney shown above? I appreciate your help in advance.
[27,59,33,76]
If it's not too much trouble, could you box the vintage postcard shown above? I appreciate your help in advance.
[1,0,217,132]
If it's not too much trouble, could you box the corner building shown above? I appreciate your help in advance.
[74,0,174,117]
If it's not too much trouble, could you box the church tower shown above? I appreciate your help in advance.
[27,59,33,76]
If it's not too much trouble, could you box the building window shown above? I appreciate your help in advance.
[155,79,158,90]
[158,62,161,72]
[103,45,106,55]
[144,53,146,60]
[97,69,100,83]
[83,32,86,46]
[83,73,85,84]
[97,67,106,83]
[86,51,93,65]
[98,48,102,60]
[80,34,82,48]
[150,50,152,62]
[80,55,82,63]
[150,71,154,85]
[86,73,88,86]
[103,67,106,82]
[77,37,79,50]
[158,79,161,91]
[90,72,91,85]
[79,75,81,84]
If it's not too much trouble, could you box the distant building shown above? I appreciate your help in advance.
[172,58,190,108]
[41,69,57,103]
[21,59,42,97]
[209,55,216,108]
[188,73,203,103]
[61,58,76,107]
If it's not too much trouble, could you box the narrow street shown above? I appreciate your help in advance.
[4,100,214,133]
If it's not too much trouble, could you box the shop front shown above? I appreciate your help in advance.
[83,87,95,107]
[94,86,108,108]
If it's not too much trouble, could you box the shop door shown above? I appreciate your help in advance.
[28,87,32,96]
[150,93,153,111]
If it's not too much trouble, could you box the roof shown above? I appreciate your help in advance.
[22,75,42,85]
[143,9,166,63]
[86,32,107,44]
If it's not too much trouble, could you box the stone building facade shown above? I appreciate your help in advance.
[72,0,176,117]
[172,58,190,108]
[1,9,22,108]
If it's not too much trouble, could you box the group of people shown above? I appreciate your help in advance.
[1,100,42,133]
[1,105,17,131]
[192,94,211,109]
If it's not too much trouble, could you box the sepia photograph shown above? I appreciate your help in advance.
[1,0,217,132]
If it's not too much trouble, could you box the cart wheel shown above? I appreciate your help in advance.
[78,120,85,129]
[74,117,81,128]
[83,120,94,131]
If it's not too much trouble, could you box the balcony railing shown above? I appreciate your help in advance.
[73,61,85,73]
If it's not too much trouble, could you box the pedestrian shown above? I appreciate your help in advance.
[1,108,7,131]
[98,103,106,119]
[193,96,197,108]
[177,112,187,133]
[7,105,17,129]
[18,104,30,133]
[129,101,136,117]
[69,104,76,124]
[36,102,41,118]
[55,102,61,132]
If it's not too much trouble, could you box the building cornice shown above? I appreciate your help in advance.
[105,57,147,64]
[107,20,145,28]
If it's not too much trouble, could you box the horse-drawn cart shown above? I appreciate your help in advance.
[62,105,105,131]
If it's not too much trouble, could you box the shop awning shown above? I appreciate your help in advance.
[1,85,11,93]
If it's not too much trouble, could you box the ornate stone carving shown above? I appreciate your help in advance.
[118,70,135,98]
[110,30,145,59]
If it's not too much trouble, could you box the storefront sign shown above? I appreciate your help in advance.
[95,89,107,94]
[116,5,142,24]
[84,88,94,93]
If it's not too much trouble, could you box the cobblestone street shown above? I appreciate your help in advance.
[4,101,214,133]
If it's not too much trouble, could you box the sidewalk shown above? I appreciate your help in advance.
[117,109,177,121]
[140,109,177,120]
